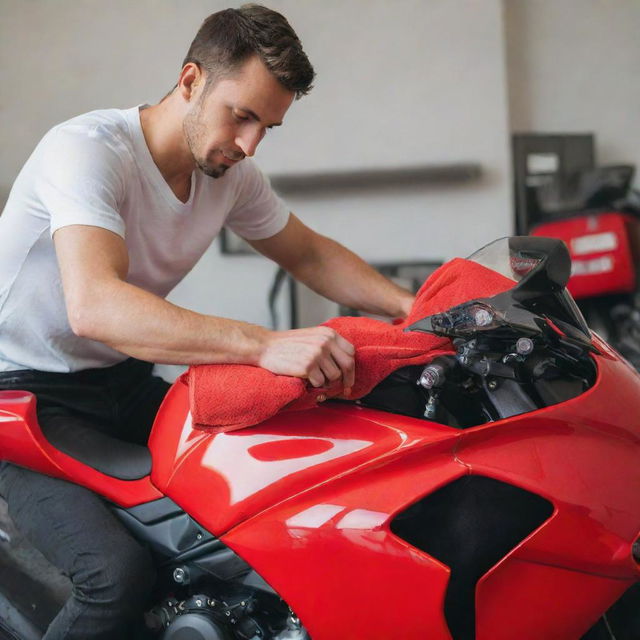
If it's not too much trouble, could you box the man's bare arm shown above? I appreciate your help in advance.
[54,225,354,389]
[249,214,415,318]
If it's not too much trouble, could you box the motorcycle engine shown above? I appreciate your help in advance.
[162,612,230,640]
[151,594,258,640]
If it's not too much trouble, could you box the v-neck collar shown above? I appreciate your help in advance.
[125,105,197,212]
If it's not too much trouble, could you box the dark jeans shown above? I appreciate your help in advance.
[0,358,170,640]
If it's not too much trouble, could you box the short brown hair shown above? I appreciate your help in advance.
[183,4,315,99]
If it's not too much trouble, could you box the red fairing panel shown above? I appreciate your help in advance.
[217,345,639,639]
[222,440,467,640]
[150,340,640,638]
[460,341,640,549]
[149,380,461,535]
[476,561,635,640]
[0,390,161,507]
[463,342,640,638]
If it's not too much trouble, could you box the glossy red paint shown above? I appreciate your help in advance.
[149,387,460,535]
[476,560,634,639]
[0,390,161,507]
[1,339,639,637]
[221,440,466,640]
[142,338,640,638]
[214,348,640,640]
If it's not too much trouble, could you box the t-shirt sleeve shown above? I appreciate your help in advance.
[37,126,127,238]
[224,159,290,240]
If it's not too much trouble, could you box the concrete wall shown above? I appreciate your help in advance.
[504,0,640,179]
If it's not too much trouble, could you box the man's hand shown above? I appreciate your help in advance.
[258,327,355,394]
[53,225,359,380]
[398,293,416,319]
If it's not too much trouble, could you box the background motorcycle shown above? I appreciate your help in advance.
[1,236,639,640]
[530,164,640,370]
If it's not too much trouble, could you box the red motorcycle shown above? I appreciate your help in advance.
[1,236,639,640]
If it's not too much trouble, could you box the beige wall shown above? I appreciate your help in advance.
[0,0,512,253]
[504,0,640,179]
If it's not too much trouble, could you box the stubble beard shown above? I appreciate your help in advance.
[183,102,229,179]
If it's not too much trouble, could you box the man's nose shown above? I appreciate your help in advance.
[236,126,265,158]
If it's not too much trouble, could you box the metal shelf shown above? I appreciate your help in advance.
[269,163,482,195]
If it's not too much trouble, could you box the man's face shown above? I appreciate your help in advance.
[183,55,295,178]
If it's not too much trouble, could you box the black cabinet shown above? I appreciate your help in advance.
[512,133,595,233]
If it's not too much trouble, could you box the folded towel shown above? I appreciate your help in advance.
[183,258,515,432]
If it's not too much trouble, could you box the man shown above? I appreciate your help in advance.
[0,5,414,639]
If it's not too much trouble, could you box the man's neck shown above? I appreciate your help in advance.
[139,100,195,201]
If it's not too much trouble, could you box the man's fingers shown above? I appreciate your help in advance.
[258,327,356,392]
[318,355,343,383]
[334,332,355,355]
[307,366,326,388]
[329,344,356,389]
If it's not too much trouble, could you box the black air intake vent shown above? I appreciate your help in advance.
[390,475,553,640]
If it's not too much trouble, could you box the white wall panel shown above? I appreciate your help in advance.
[504,0,640,179]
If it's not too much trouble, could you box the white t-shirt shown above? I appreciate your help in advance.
[0,106,289,373]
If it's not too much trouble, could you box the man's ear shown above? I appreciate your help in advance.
[178,63,203,102]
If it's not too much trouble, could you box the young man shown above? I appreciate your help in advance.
[0,5,414,639]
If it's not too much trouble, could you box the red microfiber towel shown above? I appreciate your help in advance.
[182,258,516,432]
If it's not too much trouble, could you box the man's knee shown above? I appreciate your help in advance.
[73,540,155,615]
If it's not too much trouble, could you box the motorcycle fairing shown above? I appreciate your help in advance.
[223,439,467,640]
[219,468,632,640]
[209,342,639,640]
[1,236,638,639]
[476,562,632,640]
[149,381,462,536]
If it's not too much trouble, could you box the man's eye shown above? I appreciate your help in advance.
[233,111,249,122]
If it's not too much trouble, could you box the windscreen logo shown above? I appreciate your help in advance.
[510,256,540,277]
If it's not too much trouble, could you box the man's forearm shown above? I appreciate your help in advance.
[71,278,357,389]
[289,234,415,318]
[70,278,268,365]
[55,224,356,384]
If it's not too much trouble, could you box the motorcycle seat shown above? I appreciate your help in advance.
[0,391,161,503]
[40,419,152,481]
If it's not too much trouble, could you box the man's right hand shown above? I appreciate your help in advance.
[258,327,355,395]
[53,226,356,378]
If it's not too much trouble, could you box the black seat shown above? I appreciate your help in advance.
[41,420,151,480]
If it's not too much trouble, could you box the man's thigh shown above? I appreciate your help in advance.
[116,368,171,444]
[0,464,144,586]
